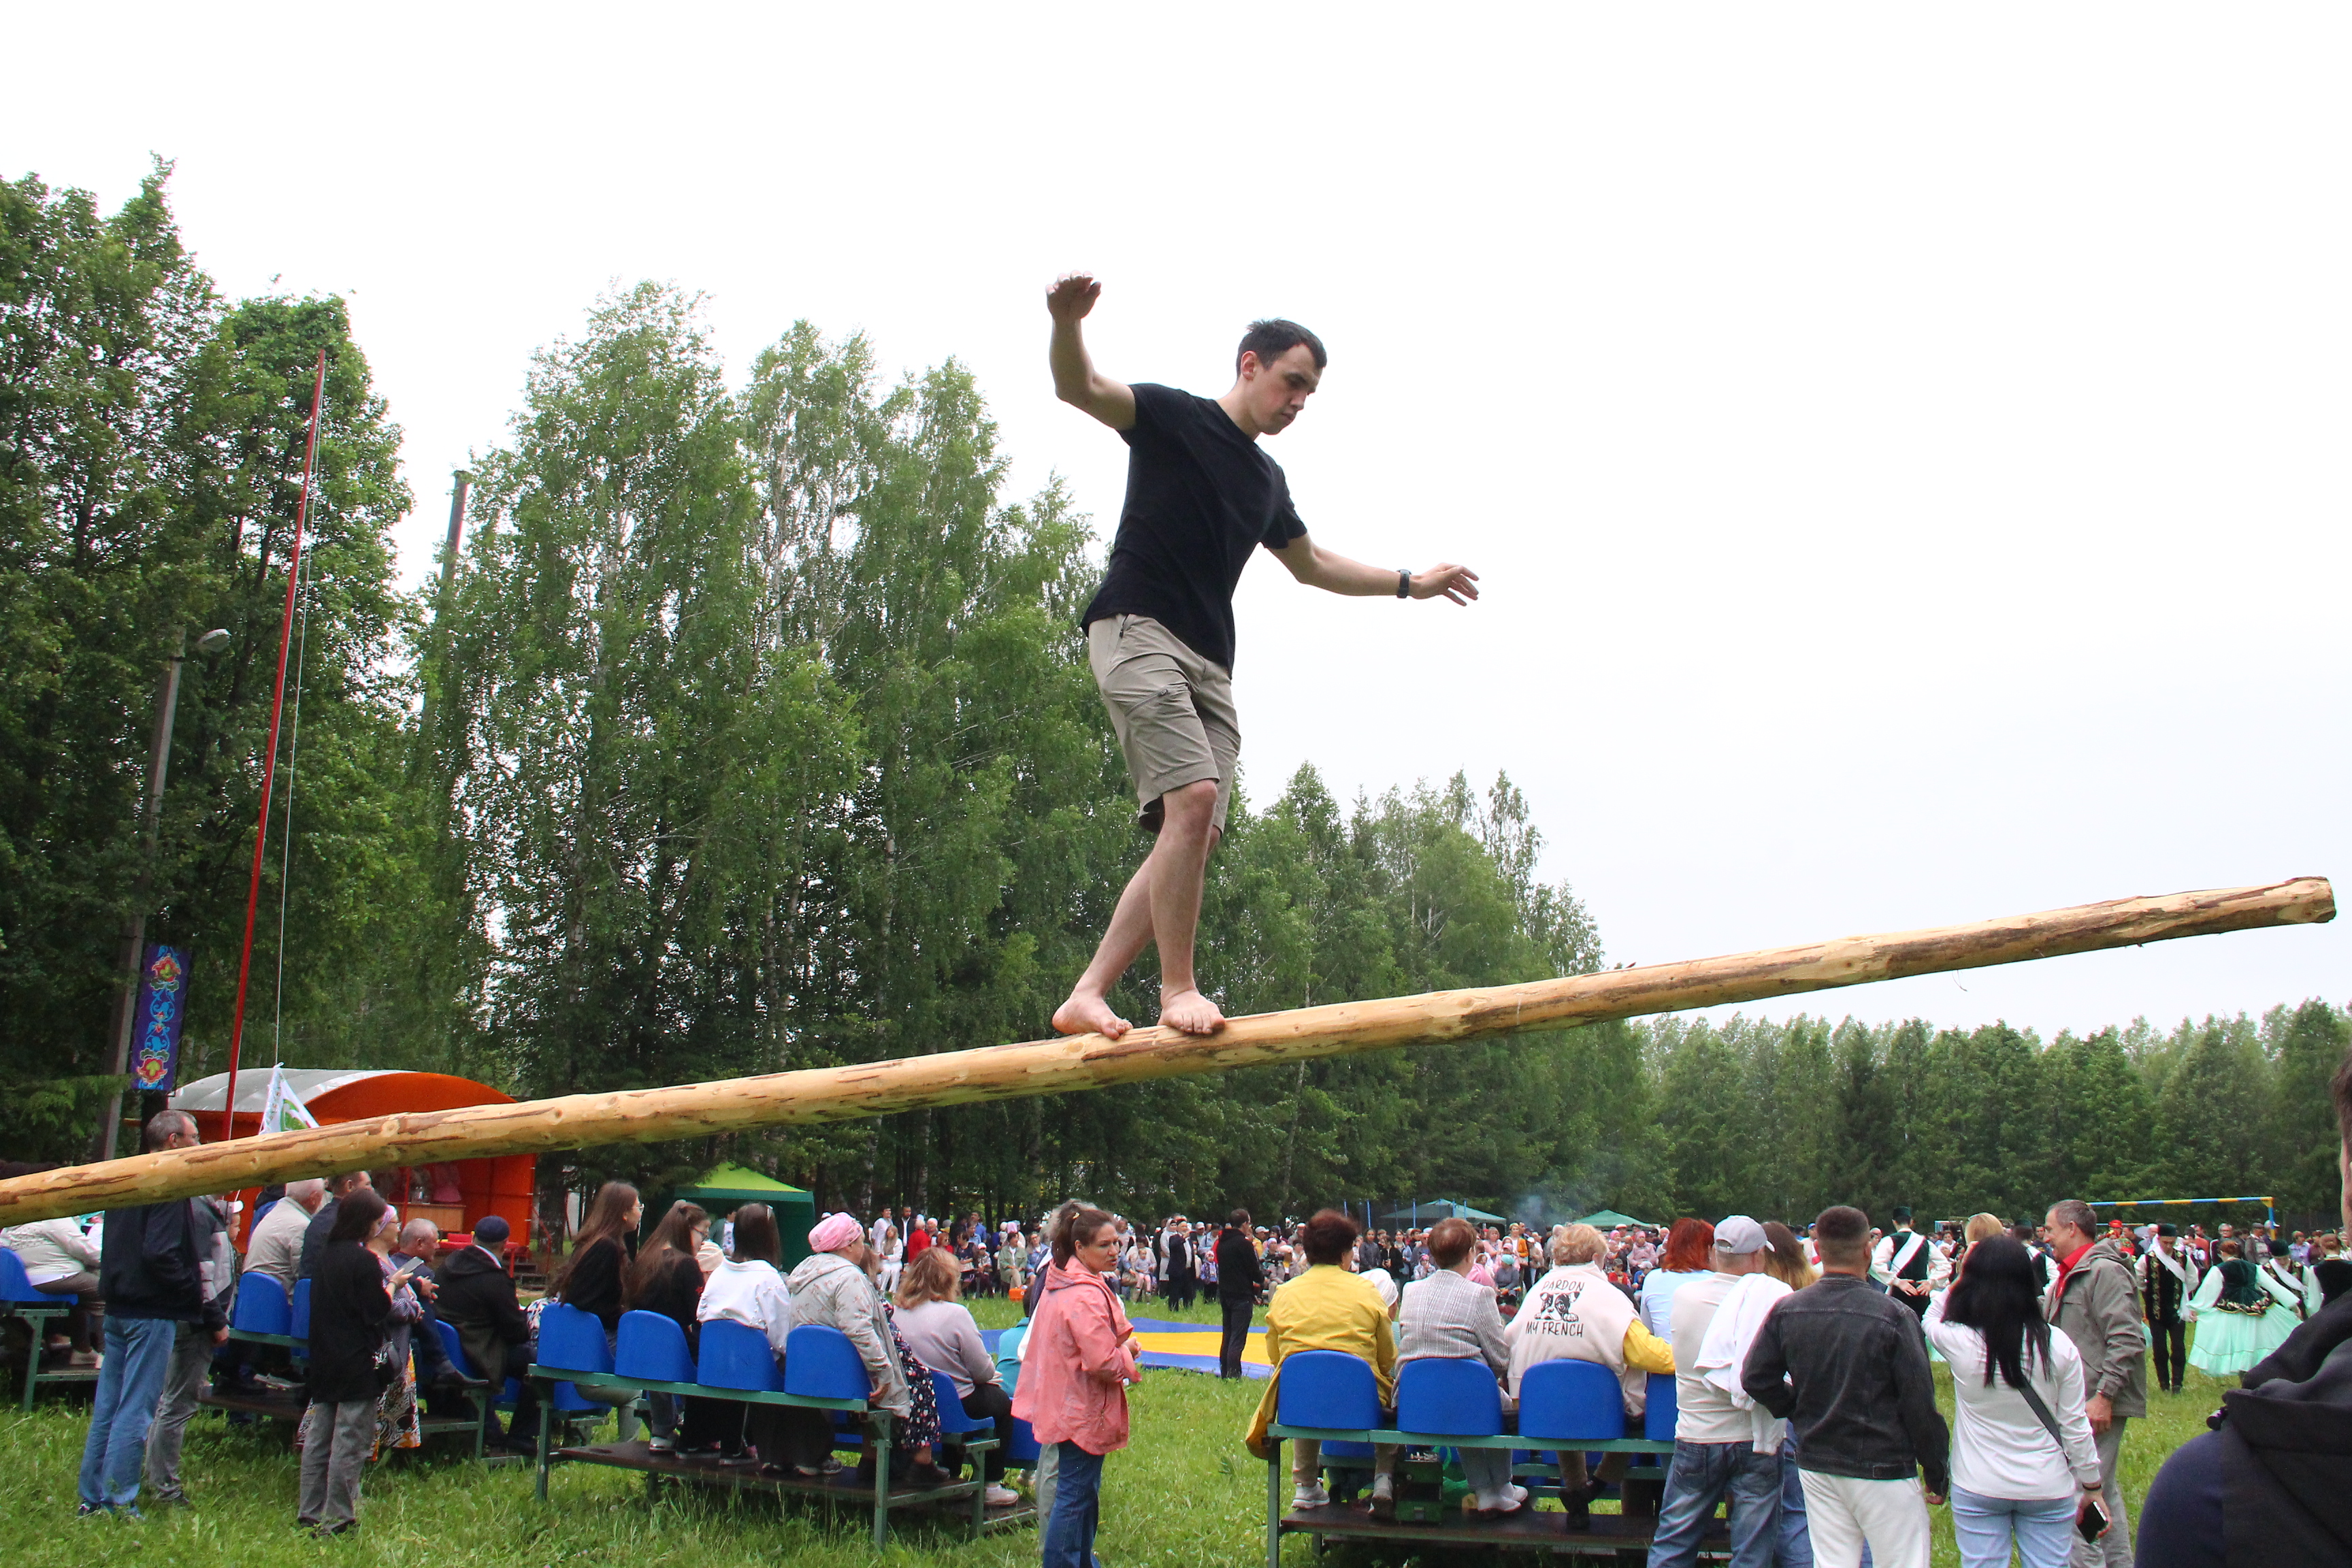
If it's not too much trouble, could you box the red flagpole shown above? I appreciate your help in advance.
[224,349,327,1136]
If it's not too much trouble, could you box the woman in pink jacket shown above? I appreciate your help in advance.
[1013,1206,1141,1568]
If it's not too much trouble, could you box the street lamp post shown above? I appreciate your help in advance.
[96,625,230,1161]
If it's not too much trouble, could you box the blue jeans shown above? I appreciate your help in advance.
[1648,1439,1781,1568]
[1776,1433,1813,1567]
[1041,1440,1105,1568]
[1950,1486,2076,1568]
[78,1316,179,1509]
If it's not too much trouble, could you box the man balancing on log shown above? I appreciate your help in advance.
[1044,273,1481,1040]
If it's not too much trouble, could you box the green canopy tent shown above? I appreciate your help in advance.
[648,1164,819,1271]
[1377,1198,1512,1226]
[1574,1209,1654,1230]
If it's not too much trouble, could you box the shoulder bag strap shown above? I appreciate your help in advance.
[2009,1360,2069,1456]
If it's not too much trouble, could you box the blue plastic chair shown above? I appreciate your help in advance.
[290,1278,312,1341]
[434,1319,476,1378]
[1395,1357,1503,1437]
[230,1272,292,1336]
[1643,1371,1678,1441]
[1518,1359,1627,1442]
[697,1318,785,1392]
[614,1311,694,1384]
[1006,1416,1041,1467]
[780,1324,866,1401]
[1276,1350,1384,1431]
[932,1371,987,1436]
[536,1302,612,1375]
[0,1248,48,1303]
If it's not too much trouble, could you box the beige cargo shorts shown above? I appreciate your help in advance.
[1087,613,1240,834]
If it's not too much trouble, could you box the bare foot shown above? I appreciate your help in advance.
[1052,992,1130,1039]
[1158,987,1226,1036]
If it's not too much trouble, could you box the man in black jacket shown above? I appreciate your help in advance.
[76,1111,225,1518]
[1215,1208,1265,1379]
[434,1215,538,1448]
[1744,1205,1950,1568]
[2137,1045,2352,1568]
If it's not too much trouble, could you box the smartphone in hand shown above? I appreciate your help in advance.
[2077,1500,2108,1543]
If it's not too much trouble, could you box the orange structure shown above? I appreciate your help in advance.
[169,1069,536,1258]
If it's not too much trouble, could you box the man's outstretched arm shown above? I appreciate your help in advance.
[1047,273,1135,431]
[1269,534,1480,604]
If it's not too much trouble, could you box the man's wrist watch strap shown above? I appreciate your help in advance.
[1396,569,1411,598]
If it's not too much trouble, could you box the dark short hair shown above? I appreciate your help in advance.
[1812,1205,1871,1265]
[1428,1217,1478,1269]
[1228,1208,1252,1230]
[1237,318,1326,375]
[1299,1209,1360,1267]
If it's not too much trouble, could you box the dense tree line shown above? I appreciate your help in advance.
[4,169,2340,1237]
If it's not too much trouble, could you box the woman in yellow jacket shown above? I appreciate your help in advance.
[1245,1209,1399,1509]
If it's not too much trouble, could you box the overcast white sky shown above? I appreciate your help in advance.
[12,5,2345,1039]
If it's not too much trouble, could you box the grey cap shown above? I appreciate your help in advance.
[1713,1215,1768,1255]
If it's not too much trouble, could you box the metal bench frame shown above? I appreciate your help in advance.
[529,1363,1011,1547]
[1264,1422,1690,1566]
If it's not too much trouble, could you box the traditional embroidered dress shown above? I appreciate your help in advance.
[2185,1258,2299,1376]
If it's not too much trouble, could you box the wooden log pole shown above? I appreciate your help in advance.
[0,877,2330,1225]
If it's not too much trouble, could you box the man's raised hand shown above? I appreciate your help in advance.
[1412,564,1482,605]
[1047,273,1102,323]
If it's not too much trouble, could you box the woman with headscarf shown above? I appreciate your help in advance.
[1015,1205,1142,1568]
[782,1211,949,1485]
[1506,1222,1676,1529]
[2185,1237,2302,1377]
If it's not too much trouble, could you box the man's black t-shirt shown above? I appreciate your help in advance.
[1079,382,1307,671]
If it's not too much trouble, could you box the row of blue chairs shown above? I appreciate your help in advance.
[528,1302,1023,1547]
[1264,1352,1682,1566]
[1277,1351,1678,1443]
[0,1247,99,1412]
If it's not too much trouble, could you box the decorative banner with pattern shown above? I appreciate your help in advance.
[131,943,191,1093]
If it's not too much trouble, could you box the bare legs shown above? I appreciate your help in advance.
[1051,779,1226,1037]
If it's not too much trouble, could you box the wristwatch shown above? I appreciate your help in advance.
[1396,569,1411,598]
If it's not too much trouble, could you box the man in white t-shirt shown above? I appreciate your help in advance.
[1648,1215,1781,1568]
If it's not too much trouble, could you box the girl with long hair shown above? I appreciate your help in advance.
[551,1181,642,1325]
[1926,1237,2105,1568]
[622,1201,708,1453]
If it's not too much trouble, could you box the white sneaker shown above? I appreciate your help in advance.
[646,1435,674,1453]
[983,1484,1020,1507]
[1292,1482,1330,1509]
[1369,1474,1396,1520]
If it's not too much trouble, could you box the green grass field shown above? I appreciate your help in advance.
[0,1297,2221,1568]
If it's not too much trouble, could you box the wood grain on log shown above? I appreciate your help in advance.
[0,877,2329,1225]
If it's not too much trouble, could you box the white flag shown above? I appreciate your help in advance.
[259,1063,318,1134]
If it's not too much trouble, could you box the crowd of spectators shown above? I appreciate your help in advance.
[11,1034,2350,1562]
